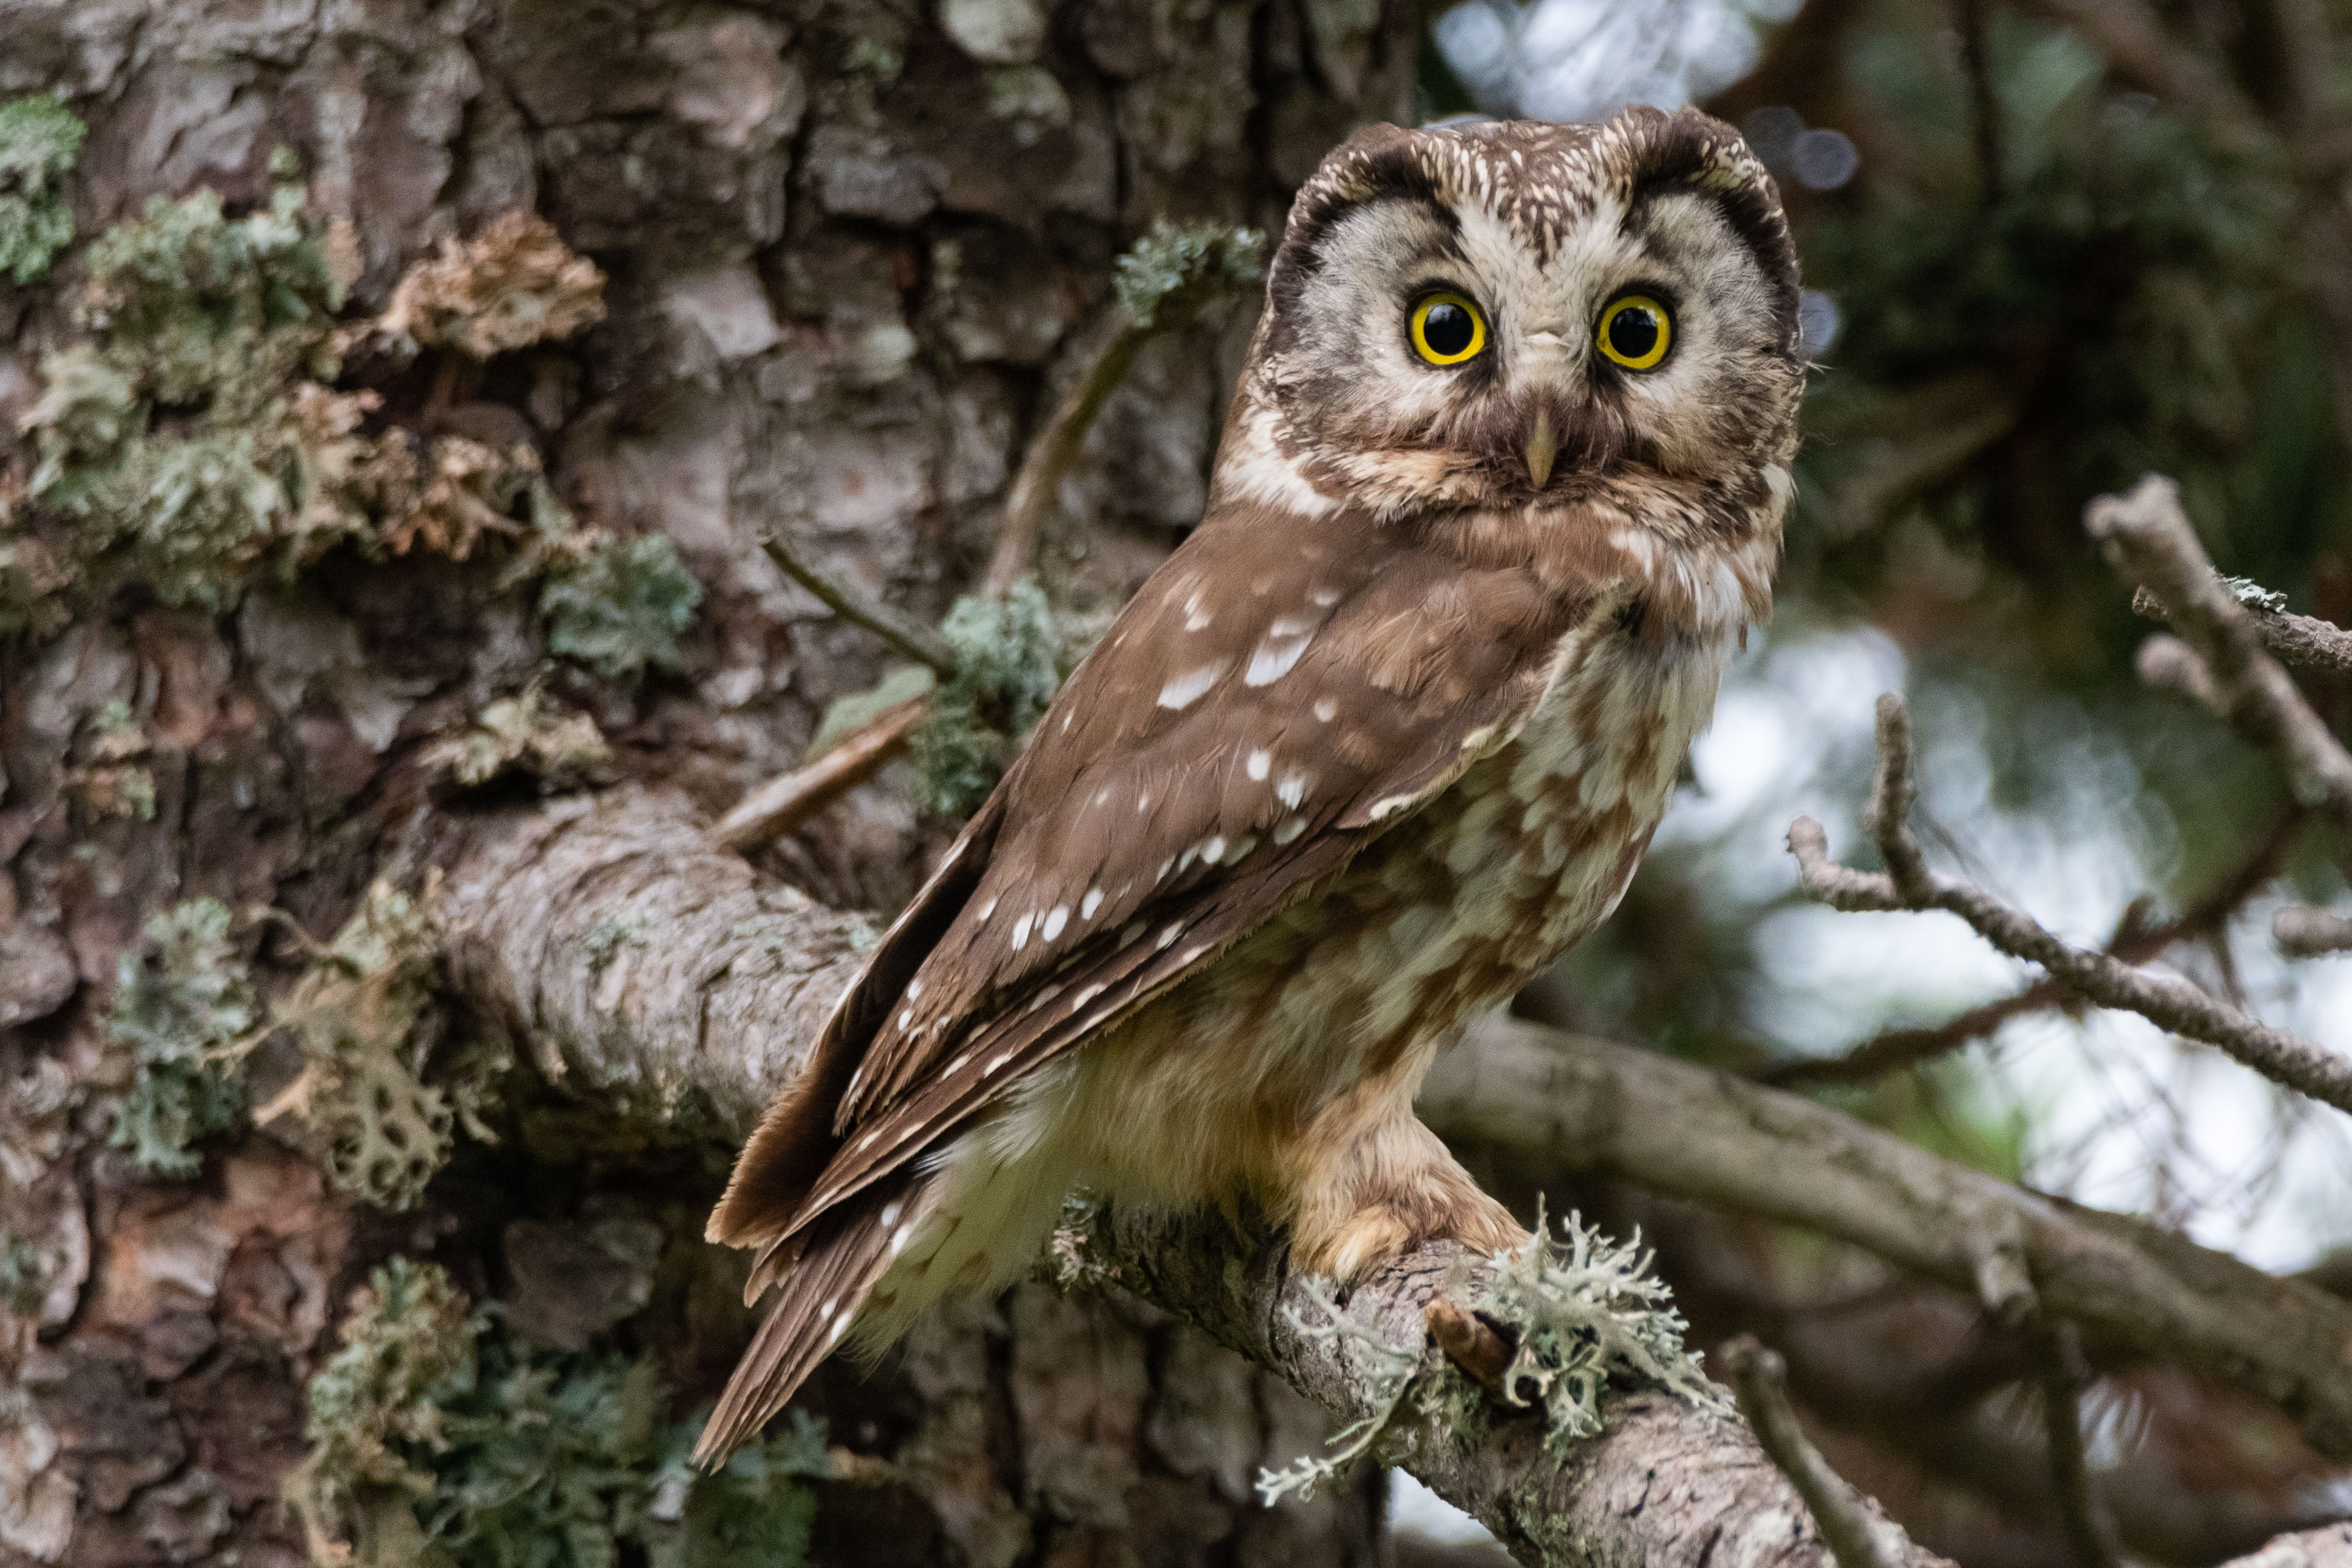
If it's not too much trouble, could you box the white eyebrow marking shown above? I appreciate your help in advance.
[1158,661,1226,709]
[1081,889,1103,919]
[1043,905,1069,941]
[1246,749,1270,780]
[1313,698,1337,721]
[1012,913,1033,950]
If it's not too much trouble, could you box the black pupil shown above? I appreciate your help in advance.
[1422,301,1475,357]
[1608,305,1661,361]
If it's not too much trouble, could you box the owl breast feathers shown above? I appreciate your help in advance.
[694,106,1805,1464]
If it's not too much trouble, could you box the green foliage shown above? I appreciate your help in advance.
[910,577,1060,816]
[807,664,934,759]
[293,1258,827,1568]
[0,94,84,284]
[104,897,255,1179]
[540,532,703,684]
[1113,218,1266,329]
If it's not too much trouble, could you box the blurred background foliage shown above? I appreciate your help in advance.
[1429,0,2352,1274]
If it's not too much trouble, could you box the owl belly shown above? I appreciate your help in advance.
[1050,621,1732,1208]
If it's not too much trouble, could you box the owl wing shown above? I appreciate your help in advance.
[708,498,1587,1271]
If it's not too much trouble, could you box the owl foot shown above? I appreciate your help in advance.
[1280,1107,1526,1285]
[1426,1298,1514,1394]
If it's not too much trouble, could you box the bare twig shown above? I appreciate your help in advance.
[1418,1015,2352,1463]
[2029,1320,2125,1568]
[1788,693,2352,1116]
[983,312,1154,598]
[2090,474,2352,869]
[2274,903,2352,957]
[759,531,958,676]
[1722,1335,1908,1568]
[712,698,929,852]
[1767,803,2305,1086]
[2132,584,2352,676]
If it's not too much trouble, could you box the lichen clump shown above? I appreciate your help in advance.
[270,880,484,1212]
[105,898,256,1178]
[909,577,1060,816]
[375,211,606,359]
[1113,218,1265,329]
[1256,1203,1726,1504]
[540,530,705,685]
[0,94,85,284]
[293,1258,829,1568]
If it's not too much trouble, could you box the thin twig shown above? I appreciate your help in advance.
[984,311,1152,599]
[1788,693,2352,1116]
[1767,804,2305,1086]
[2274,903,2352,957]
[712,698,928,852]
[2030,1319,2125,1568]
[2132,585,2352,676]
[1722,1336,1907,1568]
[759,531,959,677]
[2091,479,2352,876]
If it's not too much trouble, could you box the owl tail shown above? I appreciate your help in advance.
[693,1169,929,1467]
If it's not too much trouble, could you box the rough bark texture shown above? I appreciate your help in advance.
[0,1,1422,1562]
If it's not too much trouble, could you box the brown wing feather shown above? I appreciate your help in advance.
[693,1170,925,1467]
[705,796,1008,1252]
[705,497,1588,1259]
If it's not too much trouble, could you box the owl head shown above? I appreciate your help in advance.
[1222,108,1804,534]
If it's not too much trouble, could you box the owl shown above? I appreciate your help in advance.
[695,106,1803,1462]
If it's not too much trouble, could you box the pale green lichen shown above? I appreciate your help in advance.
[1256,1202,1726,1505]
[291,1258,828,1568]
[1113,219,1266,330]
[909,577,1060,816]
[0,94,85,284]
[1,1229,48,1315]
[272,881,475,1212]
[19,176,380,613]
[583,909,655,974]
[104,898,256,1179]
[423,682,614,791]
[541,532,704,685]
[64,697,157,821]
[807,663,935,759]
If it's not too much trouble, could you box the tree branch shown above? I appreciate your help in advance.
[1767,801,2305,1087]
[1723,1336,1908,1568]
[2088,476,2352,868]
[2133,584,2352,676]
[1787,692,2352,1116]
[2028,1319,2125,1568]
[1417,1015,2352,1465]
[422,786,1947,1568]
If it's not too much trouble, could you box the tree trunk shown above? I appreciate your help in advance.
[0,2,1420,1562]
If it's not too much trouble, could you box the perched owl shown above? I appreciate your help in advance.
[696,106,1802,1462]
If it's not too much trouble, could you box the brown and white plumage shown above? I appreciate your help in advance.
[696,107,1803,1465]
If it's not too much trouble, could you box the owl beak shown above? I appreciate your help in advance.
[1524,410,1557,490]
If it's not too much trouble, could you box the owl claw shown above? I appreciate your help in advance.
[1427,1297,1515,1395]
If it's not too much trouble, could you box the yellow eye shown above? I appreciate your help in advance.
[1595,295,1671,370]
[1409,291,1487,366]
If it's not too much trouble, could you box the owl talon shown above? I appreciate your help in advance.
[1427,1297,1514,1394]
